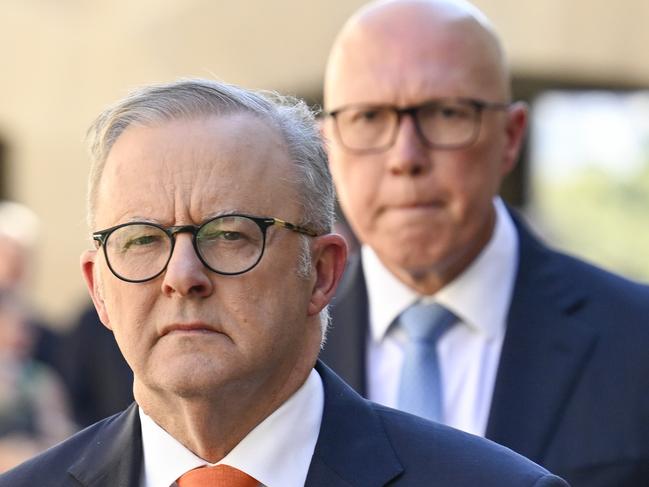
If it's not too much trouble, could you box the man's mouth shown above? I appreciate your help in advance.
[160,322,221,337]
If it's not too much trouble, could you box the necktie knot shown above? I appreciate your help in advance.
[399,302,456,343]
[177,465,259,487]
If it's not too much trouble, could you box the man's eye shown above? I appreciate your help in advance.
[360,110,379,120]
[351,109,383,124]
[124,235,158,249]
[201,230,244,241]
[438,106,470,119]
[220,231,242,241]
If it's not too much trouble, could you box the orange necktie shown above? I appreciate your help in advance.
[177,465,259,487]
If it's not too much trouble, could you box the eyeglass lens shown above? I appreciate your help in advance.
[334,99,481,152]
[103,216,266,281]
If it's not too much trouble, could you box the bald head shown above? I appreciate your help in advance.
[324,0,510,110]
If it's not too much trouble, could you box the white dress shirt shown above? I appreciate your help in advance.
[139,368,324,487]
[364,197,519,436]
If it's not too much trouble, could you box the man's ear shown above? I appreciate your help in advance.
[307,233,348,316]
[80,249,112,330]
[501,101,528,176]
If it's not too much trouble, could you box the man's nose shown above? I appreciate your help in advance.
[386,114,431,176]
[161,234,214,297]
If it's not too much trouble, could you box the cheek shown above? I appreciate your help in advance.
[100,281,155,351]
[331,157,382,227]
[444,149,502,214]
[234,266,312,342]
[471,129,510,188]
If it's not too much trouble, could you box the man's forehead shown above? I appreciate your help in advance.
[95,114,296,225]
[103,114,286,171]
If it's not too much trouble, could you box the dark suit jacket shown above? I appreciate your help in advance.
[320,213,649,487]
[0,362,566,486]
[60,304,134,427]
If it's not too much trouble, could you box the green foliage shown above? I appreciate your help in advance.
[533,160,649,283]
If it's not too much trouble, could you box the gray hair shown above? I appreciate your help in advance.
[86,79,335,235]
[86,78,334,341]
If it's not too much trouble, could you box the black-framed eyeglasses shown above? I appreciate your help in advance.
[92,214,318,283]
[325,97,511,154]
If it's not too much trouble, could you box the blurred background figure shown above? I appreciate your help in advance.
[0,201,75,471]
[59,303,133,427]
[0,202,63,373]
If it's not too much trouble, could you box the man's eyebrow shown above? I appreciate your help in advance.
[107,216,162,225]
[203,209,244,220]
[126,216,159,223]
[122,210,246,225]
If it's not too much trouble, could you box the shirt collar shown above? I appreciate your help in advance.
[139,368,324,487]
[363,197,519,341]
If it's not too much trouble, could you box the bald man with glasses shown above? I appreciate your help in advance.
[320,1,649,486]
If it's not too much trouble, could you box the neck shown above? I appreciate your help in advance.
[135,356,316,462]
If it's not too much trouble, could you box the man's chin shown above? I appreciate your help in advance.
[373,244,457,288]
[378,240,446,270]
[149,357,237,397]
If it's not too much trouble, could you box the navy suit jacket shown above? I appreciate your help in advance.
[320,213,649,487]
[0,362,567,486]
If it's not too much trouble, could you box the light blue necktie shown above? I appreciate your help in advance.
[397,302,457,422]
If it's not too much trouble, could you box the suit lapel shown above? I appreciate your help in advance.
[321,255,368,394]
[486,215,598,462]
[68,403,143,487]
[306,362,403,487]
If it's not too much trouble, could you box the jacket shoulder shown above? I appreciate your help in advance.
[0,412,126,486]
[515,210,649,303]
[373,404,568,486]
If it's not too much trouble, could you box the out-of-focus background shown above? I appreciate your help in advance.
[0,0,648,325]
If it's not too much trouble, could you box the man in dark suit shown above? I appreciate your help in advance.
[0,79,567,486]
[321,1,649,486]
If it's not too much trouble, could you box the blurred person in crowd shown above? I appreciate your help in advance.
[0,79,568,486]
[0,201,64,371]
[0,202,75,470]
[0,288,74,471]
[320,0,649,485]
[61,303,133,427]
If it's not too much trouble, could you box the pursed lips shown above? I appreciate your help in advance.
[160,323,222,337]
[383,199,445,213]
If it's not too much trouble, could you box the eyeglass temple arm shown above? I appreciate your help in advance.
[271,218,318,237]
[475,100,511,111]
[92,233,106,247]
